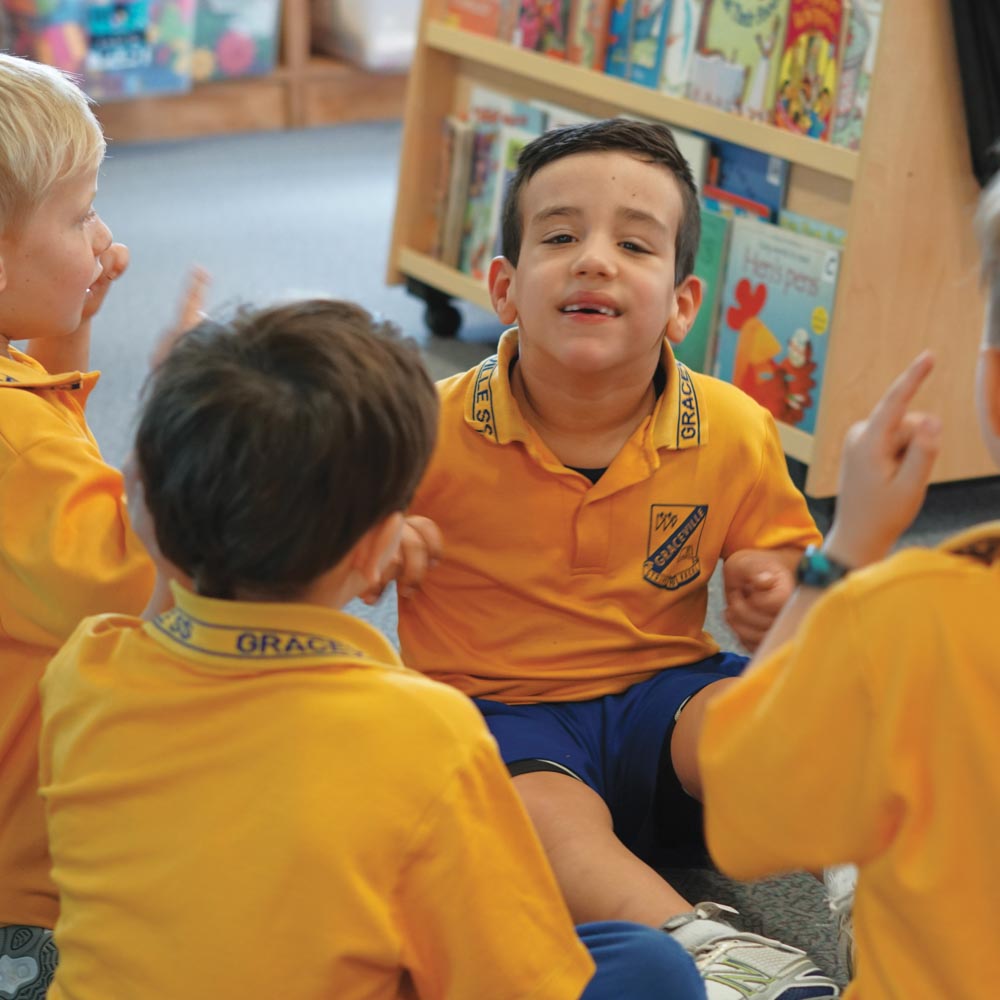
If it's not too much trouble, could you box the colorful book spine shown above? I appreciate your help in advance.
[830,0,882,150]
[659,0,703,96]
[567,0,612,70]
[773,0,843,140]
[714,218,842,434]
[604,0,635,78]
[512,0,572,57]
[627,0,673,89]
[444,0,507,36]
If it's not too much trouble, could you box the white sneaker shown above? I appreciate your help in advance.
[823,865,857,980]
[663,902,840,999]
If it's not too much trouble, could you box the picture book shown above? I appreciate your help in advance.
[192,0,280,82]
[708,138,789,219]
[604,0,635,78]
[701,184,770,221]
[627,0,673,89]
[830,0,882,150]
[673,208,730,372]
[567,0,612,70]
[512,0,571,57]
[659,0,703,97]
[689,0,789,118]
[778,208,846,247]
[84,0,196,101]
[714,218,842,434]
[444,0,508,36]
[488,125,539,259]
[458,87,545,281]
[435,115,476,268]
[773,0,843,140]
[5,3,88,75]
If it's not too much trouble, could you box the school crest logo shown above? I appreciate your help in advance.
[643,504,708,590]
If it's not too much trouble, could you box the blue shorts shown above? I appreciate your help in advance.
[474,653,747,866]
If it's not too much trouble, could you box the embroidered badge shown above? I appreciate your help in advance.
[643,504,708,590]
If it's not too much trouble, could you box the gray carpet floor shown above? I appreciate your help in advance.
[76,121,1000,986]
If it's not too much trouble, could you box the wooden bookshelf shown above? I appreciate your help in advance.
[94,0,407,144]
[388,0,993,496]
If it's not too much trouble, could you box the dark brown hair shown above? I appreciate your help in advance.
[500,118,701,284]
[136,299,438,600]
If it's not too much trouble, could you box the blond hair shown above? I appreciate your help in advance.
[976,170,1000,350]
[0,53,106,234]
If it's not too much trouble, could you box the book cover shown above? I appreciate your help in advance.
[192,0,280,82]
[672,125,710,190]
[701,184,771,221]
[709,138,789,219]
[488,125,540,259]
[444,0,506,36]
[778,208,846,247]
[436,115,476,268]
[673,208,730,372]
[714,218,841,433]
[659,0,704,96]
[830,0,882,150]
[627,0,673,89]
[689,0,789,118]
[773,0,843,140]
[458,87,545,280]
[567,0,612,69]
[604,0,635,78]
[512,0,572,57]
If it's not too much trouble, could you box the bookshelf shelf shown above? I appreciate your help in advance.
[389,0,993,496]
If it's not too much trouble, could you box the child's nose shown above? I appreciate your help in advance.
[573,240,616,277]
[92,215,113,255]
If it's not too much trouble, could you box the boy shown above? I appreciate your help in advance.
[396,119,840,997]
[698,174,1000,998]
[0,53,153,993]
[38,299,707,999]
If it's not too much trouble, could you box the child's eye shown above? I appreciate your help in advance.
[621,241,649,253]
[543,233,574,245]
[81,209,97,224]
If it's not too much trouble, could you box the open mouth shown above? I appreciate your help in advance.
[560,303,621,317]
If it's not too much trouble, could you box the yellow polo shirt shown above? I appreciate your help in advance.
[399,330,820,703]
[0,347,153,928]
[700,525,1000,1000]
[40,583,594,1000]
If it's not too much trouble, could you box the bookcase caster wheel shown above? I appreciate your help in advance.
[407,277,463,338]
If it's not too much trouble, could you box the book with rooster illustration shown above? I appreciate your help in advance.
[713,218,841,434]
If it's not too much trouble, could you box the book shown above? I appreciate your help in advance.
[512,0,571,57]
[192,0,281,82]
[488,125,539,258]
[714,218,841,434]
[435,115,476,268]
[689,0,790,118]
[778,208,846,247]
[458,87,546,280]
[700,184,771,221]
[673,208,730,372]
[567,0,612,69]
[628,0,673,89]
[659,0,704,96]
[773,0,843,140]
[708,138,789,219]
[604,0,635,78]
[444,0,507,36]
[529,99,598,130]
[672,126,711,190]
[830,0,882,150]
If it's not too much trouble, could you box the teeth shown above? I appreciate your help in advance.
[562,304,618,316]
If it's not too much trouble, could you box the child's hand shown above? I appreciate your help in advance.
[724,548,797,650]
[82,242,129,322]
[149,266,210,370]
[361,515,443,604]
[824,351,941,570]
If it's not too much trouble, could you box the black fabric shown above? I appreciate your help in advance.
[949,0,1000,186]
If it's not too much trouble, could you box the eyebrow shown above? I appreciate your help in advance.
[530,204,670,236]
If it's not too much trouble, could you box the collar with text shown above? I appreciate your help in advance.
[463,329,707,451]
[0,347,97,393]
[144,581,405,672]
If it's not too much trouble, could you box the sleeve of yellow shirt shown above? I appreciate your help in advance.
[0,432,154,646]
[699,583,890,880]
[397,731,595,1000]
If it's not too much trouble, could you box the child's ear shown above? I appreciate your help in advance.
[665,274,703,345]
[488,256,518,325]
[350,512,405,590]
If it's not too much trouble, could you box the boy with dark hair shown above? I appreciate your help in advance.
[699,172,1000,999]
[0,52,153,994]
[38,299,706,999]
[396,118,840,997]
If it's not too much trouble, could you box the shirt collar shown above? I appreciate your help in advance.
[0,347,97,393]
[144,581,404,673]
[941,521,1000,568]
[462,329,708,452]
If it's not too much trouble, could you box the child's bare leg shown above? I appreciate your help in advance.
[513,771,692,927]
[670,677,740,800]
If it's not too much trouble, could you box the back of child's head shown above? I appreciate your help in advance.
[0,53,105,235]
[977,170,1000,349]
[500,118,701,284]
[135,299,439,600]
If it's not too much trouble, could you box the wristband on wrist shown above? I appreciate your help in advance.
[795,544,853,589]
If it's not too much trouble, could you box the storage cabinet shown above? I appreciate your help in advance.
[387,0,991,497]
